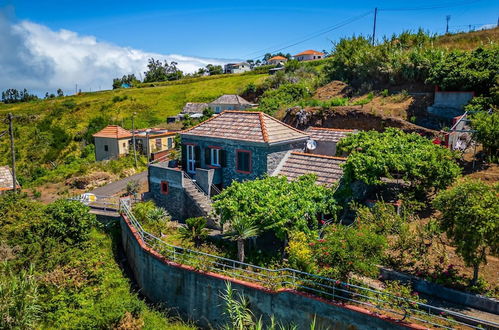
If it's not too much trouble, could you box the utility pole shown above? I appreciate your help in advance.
[372,7,378,45]
[446,15,451,34]
[132,113,138,168]
[7,113,16,192]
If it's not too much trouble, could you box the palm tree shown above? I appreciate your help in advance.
[224,217,259,263]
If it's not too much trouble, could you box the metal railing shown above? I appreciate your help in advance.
[120,200,498,330]
[70,194,120,212]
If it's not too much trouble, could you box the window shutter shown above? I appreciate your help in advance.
[181,144,187,170]
[220,149,227,167]
[194,146,201,168]
[205,147,211,165]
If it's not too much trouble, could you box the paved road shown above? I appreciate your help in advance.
[90,171,147,196]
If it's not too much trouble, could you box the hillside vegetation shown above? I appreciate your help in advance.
[0,73,266,187]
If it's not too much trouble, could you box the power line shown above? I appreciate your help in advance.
[243,11,372,58]
[248,11,372,60]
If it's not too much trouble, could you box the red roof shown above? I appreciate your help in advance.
[93,125,132,139]
[268,56,287,61]
[294,50,325,56]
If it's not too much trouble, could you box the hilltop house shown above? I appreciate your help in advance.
[208,95,255,114]
[267,55,288,65]
[0,166,20,194]
[93,125,176,161]
[224,62,251,74]
[148,111,347,225]
[293,50,325,61]
[93,125,133,161]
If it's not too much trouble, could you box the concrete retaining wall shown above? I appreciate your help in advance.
[120,214,422,329]
[380,268,499,315]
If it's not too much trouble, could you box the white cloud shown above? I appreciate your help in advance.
[0,13,227,95]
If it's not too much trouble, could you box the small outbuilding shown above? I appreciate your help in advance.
[0,165,20,193]
[93,125,133,161]
[293,50,325,61]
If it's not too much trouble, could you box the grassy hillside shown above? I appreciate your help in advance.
[435,27,499,50]
[0,73,267,188]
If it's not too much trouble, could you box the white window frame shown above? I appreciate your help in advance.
[211,148,220,167]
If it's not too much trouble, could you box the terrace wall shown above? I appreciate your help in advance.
[120,213,419,329]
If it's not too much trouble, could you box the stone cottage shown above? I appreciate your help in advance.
[149,111,310,224]
[208,94,255,114]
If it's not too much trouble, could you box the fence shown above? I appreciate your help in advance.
[120,200,498,329]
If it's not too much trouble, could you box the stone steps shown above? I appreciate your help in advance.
[183,179,218,224]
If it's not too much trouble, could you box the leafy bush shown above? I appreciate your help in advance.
[45,199,97,246]
[355,202,405,235]
[427,46,499,94]
[258,83,310,115]
[310,224,386,279]
[470,110,499,162]
[338,128,461,193]
[179,217,209,247]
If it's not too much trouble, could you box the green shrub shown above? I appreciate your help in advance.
[470,110,499,162]
[179,217,209,247]
[45,199,97,246]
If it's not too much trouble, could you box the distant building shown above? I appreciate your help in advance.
[224,62,251,74]
[93,125,176,161]
[182,102,209,115]
[0,166,20,193]
[267,55,288,65]
[293,50,325,61]
[208,94,255,114]
[133,128,177,161]
[93,125,133,161]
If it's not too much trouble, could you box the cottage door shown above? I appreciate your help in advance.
[186,145,196,174]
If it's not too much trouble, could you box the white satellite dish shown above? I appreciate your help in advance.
[306,139,317,151]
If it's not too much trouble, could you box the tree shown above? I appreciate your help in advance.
[213,175,338,243]
[56,88,64,97]
[433,179,499,285]
[337,128,460,193]
[112,74,140,89]
[223,217,259,263]
[205,64,223,75]
[143,58,183,83]
[470,110,498,162]
[45,199,97,246]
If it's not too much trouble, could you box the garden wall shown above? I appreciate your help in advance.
[120,213,422,329]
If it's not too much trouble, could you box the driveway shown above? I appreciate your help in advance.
[89,170,147,196]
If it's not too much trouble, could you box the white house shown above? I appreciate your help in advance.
[224,62,251,74]
[267,55,288,66]
[293,50,325,61]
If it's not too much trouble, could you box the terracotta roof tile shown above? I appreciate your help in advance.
[306,127,356,142]
[182,111,309,143]
[294,50,325,56]
[269,56,287,61]
[275,152,345,186]
[93,125,132,139]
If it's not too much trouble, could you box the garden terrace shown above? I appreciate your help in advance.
[119,200,498,330]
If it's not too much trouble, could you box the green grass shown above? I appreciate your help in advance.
[0,73,267,186]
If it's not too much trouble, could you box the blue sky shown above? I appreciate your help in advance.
[6,0,499,59]
[1,0,497,94]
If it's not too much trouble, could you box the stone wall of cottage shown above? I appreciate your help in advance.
[149,165,186,220]
[181,136,306,188]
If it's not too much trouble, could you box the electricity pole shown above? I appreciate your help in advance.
[446,15,451,34]
[7,113,16,192]
[372,7,378,45]
[132,113,138,168]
